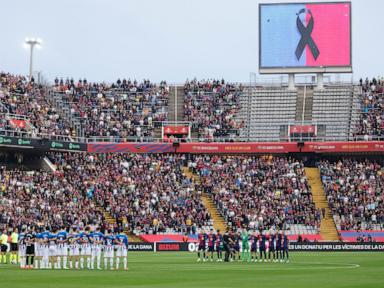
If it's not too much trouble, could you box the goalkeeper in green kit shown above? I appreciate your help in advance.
[241,228,251,262]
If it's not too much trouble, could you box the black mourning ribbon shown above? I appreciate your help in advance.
[295,8,320,61]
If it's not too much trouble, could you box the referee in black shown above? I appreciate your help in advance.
[223,229,235,262]
[25,228,36,269]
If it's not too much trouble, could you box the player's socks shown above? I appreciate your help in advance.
[57,257,61,269]
[75,261,79,269]
[90,256,95,269]
[104,258,108,269]
[69,260,73,269]
[20,257,25,268]
[80,258,84,269]
[87,257,91,269]
[63,256,67,269]
[123,258,127,270]
[110,258,114,270]
[34,260,39,269]
[116,258,120,269]
[96,255,101,269]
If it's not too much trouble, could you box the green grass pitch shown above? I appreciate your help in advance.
[1,252,383,288]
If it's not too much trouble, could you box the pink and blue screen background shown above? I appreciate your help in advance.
[260,2,351,68]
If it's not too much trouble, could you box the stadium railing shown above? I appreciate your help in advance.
[1,128,384,143]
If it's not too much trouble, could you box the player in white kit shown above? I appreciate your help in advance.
[68,227,80,269]
[103,229,115,270]
[115,230,129,270]
[79,227,92,269]
[41,228,50,269]
[90,227,104,270]
[18,228,27,269]
[56,226,68,269]
[48,228,58,269]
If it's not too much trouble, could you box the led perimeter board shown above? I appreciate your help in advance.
[259,2,352,74]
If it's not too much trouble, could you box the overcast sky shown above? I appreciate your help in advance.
[1,0,383,83]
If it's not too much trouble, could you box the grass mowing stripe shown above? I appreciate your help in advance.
[0,252,382,288]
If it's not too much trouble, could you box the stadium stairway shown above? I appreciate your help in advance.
[167,86,184,122]
[176,86,184,121]
[96,204,142,241]
[182,167,227,232]
[305,168,339,241]
[168,86,176,121]
[295,85,314,121]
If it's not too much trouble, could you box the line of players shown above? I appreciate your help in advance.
[197,228,290,263]
[18,226,129,270]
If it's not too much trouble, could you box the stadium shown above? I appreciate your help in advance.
[0,0,383,287]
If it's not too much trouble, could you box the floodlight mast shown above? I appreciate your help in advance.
[25,38,42,81]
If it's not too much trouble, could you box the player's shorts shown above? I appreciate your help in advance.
[242,244,250,251]
[18,244,26,257]
[42,245,49,258]
[81,245,91,256]
[208,245,214,252]
[276,245,281,251]
[69,244,80,256]
[10,243,18,252]
[116,246,127,257]
[251,243,257,252]
[1,244,8,252]
[104,246,114,258]
[91,245,102,257]
[49,245,57,257]
[26,245,35,255]
[198,244,205,251]
[34,243,40,257]
[57,244,68,256]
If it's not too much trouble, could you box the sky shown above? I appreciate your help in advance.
[1,0,383,84]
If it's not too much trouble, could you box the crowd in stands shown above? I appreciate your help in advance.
[0,163,105,231]
[3,71,384,144]
[0,72,75,138]
[87,153,211,234]
[0,153,211,235]
[355,78,384,140]
[52,78,169,141]
[190,155,321,231]
[183,79,244,140]
[319,159,384,231]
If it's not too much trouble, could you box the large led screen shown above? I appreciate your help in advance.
[259,2,352,73]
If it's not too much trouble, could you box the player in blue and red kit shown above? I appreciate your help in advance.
[282,232,289,263]
[197,229,207,262]
[215,230,223,262]
[250,231,259,262]
[207,229,216,262]
[269,231,276,262]
[232,232,241,262]
[276,231,283,262]
[259,232,267,262]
